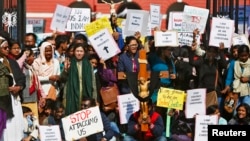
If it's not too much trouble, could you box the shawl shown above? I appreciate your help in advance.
[65,56,93,115]
[233,59,250,96]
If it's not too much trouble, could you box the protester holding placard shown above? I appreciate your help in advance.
[79,97,115,141]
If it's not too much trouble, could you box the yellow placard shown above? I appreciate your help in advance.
[84,17,113,37]
[156,87,185,110]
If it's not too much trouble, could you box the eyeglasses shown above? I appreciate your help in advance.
[128,44,138,48]
[1,46,9,50]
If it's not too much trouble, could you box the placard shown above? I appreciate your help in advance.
[39,125,61,141]
[50,4,72,33]
[156,87,185,110]
[88,28,121,61]
[185,88,206,118]
[124,9,149,37]
[84,17,113,37]
[154,30,179,47]
[232,34,250,46]
[168,12,183,31]
[182,5,209,33]
[194,115,218,141]
[209,17,234,48]
[117,93,140,124]
[65,8,91,31]
[26,18,44,33]
[178,32,201,47]
[150,4,161,29]
[62,106,103,141]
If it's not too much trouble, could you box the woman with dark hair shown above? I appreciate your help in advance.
[228,103,250,125]
[61,43,97,115]
[206,104,227,125]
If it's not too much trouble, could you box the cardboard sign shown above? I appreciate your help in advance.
[88,28,121,61]
[154,30,179,47]
[182,5,209,33]
[150,4,161,29]
[84,17,113,37]
[156,87,185,110]
[117,93,140,124]
[124,9,149,37]
[185,88,206,118]
[66,8,91,31]
[232,34,250,46]
[194,115,218,141]
[62,106,104,141]
[50,4,72,33]
[209,17,234,48]
[39,125,62,141]
[168,12,183,31]
[178,32,200,47]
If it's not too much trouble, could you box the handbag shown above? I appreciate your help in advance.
[100,84,119,105]
[206,69,218,108]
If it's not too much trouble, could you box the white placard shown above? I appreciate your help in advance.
[182,5,209,33]
[50,4,72,33]
[185,88,206,118]
[62,106,103,141]
[39,125,61,141]
[194,115,218,141]
[26,24,33,33]
[209,17,234,48]
[88,28,121,61]
[168,12,183,31]
[154,30,179,47]
[232,34,250,46]
[150,4,161,29]
[178,32,200,47]
[117,93,140,124]
[65,8,91,31]
[124,9,149,37]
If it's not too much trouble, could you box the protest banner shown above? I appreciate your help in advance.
[156,87,185,110]
[124,9,149,37]
[194,115,218,141]
[154,30,179,47]
[62,106,103,141]
[232,34,250,46]
[65,8,91,31]
[88,28,121,61]
[168,12,183,31]
[50,4,71,33]
[178,32,200,47]
[150,4,161,29]
[182,5,209,34]
[117,93,140,124]
[39,125,61,141]
[209,17,234,48]
[84,17,113,37]
[185,88,206,118]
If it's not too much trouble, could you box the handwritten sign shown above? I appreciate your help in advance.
[185,88,206,118]
[84,17,113,37]
[50,4,71,33]
[182,5,209,33]
[117,93,140,124]
[150,4,161,29]
[209,17,234,48]
[88,28,121,61]
[154,30,179,47]
[65,8,91,31]
[124,9,149,37]
[39,125,61,141]
[232,34,250,46]
[194,115,218,141]
[178,32,200,47]
[156,87,185,110]
[168,12,183,31]
[62,106,103,141]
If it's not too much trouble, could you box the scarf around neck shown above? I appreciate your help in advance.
[65,56,93,115]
